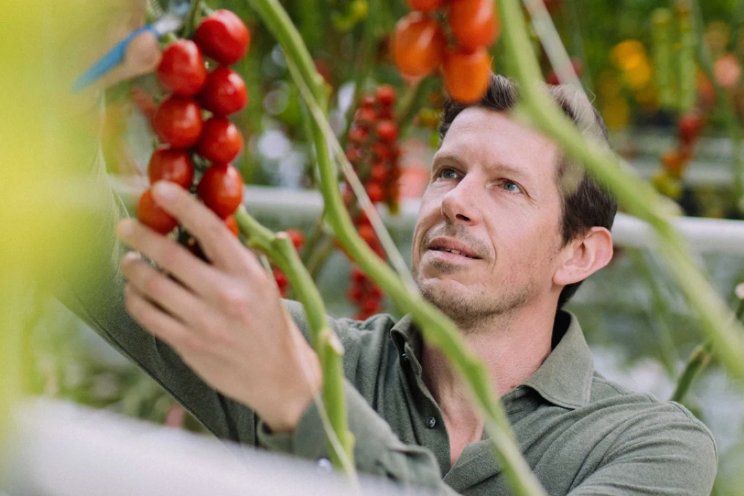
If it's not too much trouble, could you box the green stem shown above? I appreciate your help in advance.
[499,0,744,383]
[235,207,356,476]
[670,342,712,403]
[248,0,547,494]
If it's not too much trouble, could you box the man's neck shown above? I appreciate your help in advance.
[420,304,556,465]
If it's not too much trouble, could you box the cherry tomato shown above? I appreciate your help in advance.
[153,96,204,148]
[392,12,445,79]
[147,148,195,188]
[366,182,385,203]
[199,66,248,116]
[448,0,499,51]
[137,188,178,234]
[376,120,398,142]
[661,148,692,176]
[197,163,244,218]
[196,117,244,163]
[285,228,305,249]
[194,9,251,65]
[225,215,240,237]
[156,40,207,96]
[407,0,444,12]
[678,112,704,145]
[375,85,396,107]
[442,47,492,104]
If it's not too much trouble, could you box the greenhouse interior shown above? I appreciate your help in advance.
[2,0,744,494]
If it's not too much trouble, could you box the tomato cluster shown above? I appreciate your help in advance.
[653,111,705,200]
[392,0,498,103]
[342,85,403,318]
[137,9,250,237]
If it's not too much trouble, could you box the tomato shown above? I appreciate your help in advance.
[442,47,491,103]
[196,117,244,163]
[194,9,250,65]
[137,188,178,234]
[147,148,195,188]
[366,182,385,203]
[375,85,396,107]
[678,112,704,145]
[376,120,398,142]
[156,40,207,96]
[199,66,248,116]
[407,0,444,12]
[197,163,244,218]
[661,147,692,176]
[448,0,499,51]
[225,215,240,237]
[153,96,204,148]
[392,12,445,79]
[285,228,305,249]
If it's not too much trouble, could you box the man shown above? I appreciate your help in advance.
[74,74,716,494]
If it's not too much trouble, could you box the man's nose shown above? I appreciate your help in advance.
[441,176,480,224]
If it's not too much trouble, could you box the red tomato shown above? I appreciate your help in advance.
[442,47,492,104]
[225,215,240,237]
[448,0,499,50]
[678,112,704,145]
[147,148,195,188]
[199,66,248,116]
[366,182,385,203]
[375,85,396,107]
[196,117,244,163]
[153,96,204,148]
[407,0,444,12]
[156,40,207,96]
[285,228,305,249]
[376,120,398,142]
[194,9,251,65]
[137,188,178,234]
[197,163,244,218]
[392,12,445,79]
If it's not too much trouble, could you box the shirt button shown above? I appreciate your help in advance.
[425,416,437,429]
[400,352,409,362]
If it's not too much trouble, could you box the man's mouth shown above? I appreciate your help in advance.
[426,237,481,259]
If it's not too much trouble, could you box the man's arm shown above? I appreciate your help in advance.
[109,181,462,493]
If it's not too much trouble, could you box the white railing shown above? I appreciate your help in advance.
[110,177,744,256]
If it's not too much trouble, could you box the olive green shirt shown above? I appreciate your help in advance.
[69,269,716,495]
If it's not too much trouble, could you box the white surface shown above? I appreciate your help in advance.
[1,399,427,496]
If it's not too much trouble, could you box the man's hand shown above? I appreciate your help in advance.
[116,181,321,432]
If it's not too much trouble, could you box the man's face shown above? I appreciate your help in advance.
[412,108,568,328]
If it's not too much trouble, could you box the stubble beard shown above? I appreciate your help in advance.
[414,265,532,333]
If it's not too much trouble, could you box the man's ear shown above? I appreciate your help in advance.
[553,227,614,286]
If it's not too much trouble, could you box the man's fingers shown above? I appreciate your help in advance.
[117,219,222,299]
[120,251,206,325]
[123,283,192,351]
[149,181,256,272]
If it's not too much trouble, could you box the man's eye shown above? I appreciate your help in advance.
[436,168,460,180]
[501,180,522,193]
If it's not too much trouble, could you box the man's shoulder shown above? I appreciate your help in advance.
[586,372,716,452]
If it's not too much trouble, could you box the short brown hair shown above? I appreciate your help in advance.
[439,74,617,308]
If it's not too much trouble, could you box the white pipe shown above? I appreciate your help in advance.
[110,178,744,255]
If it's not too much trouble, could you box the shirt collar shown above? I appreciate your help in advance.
[520,310,594,409]
[389,310,594,410]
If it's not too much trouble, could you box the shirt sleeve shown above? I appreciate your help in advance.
[54,152,258,445]
[566,404,717,496]
[257,381,460,495]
